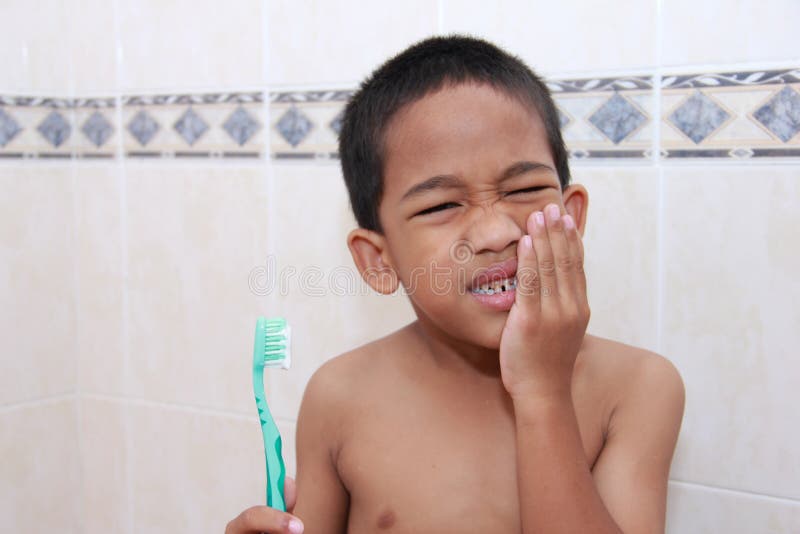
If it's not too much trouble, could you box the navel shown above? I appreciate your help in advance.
[377,508,396,529]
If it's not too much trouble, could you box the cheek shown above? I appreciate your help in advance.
[391,233,454,286]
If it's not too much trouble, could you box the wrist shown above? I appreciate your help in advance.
[508,380,572,405]
[511,388,574,417]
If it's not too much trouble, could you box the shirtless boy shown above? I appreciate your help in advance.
[226,35,685,534]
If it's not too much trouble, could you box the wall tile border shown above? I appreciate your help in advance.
[1,68,797,162]
[660,68,800,159]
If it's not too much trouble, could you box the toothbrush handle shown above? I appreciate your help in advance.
[254,370,287,511]
[266,433,287,510]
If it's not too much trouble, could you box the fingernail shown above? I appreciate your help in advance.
[522,235,532,249]
[546,204,560,222]
[534,211,545,227]
[564,214,575,229]
[288,518,304,534]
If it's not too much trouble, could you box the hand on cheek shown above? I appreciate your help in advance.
[499,203,591,401]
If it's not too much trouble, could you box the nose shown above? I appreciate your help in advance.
[464,205,523,255]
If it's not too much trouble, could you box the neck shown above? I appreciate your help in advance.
[409,318,503,380]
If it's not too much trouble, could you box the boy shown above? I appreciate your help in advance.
[227,35,685,534]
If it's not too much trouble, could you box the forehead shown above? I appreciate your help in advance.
[381,82,553,197]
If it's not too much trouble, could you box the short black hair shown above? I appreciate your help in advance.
[338,34,571,233]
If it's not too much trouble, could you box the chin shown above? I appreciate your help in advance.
[447,311,506,351]
[410,297,508,351]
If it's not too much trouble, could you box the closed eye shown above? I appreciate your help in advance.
[506,186,548,196]
[415,202,461,216]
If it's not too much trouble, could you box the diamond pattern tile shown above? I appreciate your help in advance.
[81,111,114,147]
[174,107,209,146]
[668,91,730,144]
[127,110,160,147]
[329,109,344,136]
[753,86,800,143]
[0,108,22,147]
[223,106,260,146]
[588,93,646,144]
[557,108,571,130]
[37,110,71,148]
[276,106,313,147]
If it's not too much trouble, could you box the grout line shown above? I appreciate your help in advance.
[654,0,663,166]
[659,59,800,75]
[70,157,86,534]
[262,0,272,162]
[654,0,664,355]
[0,392,77,413]
[73,396,85,533]
[656,166,664,354]
[79,392,284,422]
[669,479,800,505]
[111,0,133,529]
[262,0,270,89]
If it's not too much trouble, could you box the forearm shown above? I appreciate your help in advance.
[513,394,623,534]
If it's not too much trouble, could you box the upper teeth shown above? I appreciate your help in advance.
[472,276,517,295]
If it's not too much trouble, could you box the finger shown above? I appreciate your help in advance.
[515,228,540,315]
[564,214,589,306]
[284,476,297,513]
[544,203,575,303]
[527,208,557,302]
[226,505,304,534]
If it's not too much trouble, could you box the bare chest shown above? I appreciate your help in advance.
[337,378,607,533]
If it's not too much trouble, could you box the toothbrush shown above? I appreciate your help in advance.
[252,316,291,511]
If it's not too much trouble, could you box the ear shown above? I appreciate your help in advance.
[562,183,589,237]
[347,228,400,295]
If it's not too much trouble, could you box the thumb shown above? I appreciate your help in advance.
[284,476,297,513]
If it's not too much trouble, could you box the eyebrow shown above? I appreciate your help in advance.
[400,160,555,202]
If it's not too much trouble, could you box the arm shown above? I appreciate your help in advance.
[291,361,351,533]
[224,361,350,534]
[499,204,683,533]
[513,353,684,534]
[591,354,685,533]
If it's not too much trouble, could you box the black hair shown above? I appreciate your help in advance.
[338,34,571,233]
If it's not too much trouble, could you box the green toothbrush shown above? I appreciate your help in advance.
[252,316,291,511]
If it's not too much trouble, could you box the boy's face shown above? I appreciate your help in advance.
[373,82,582,350]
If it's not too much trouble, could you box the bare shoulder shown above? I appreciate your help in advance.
[306,323,413,390]
[300,323,415,433]
[581,334,682,383]
[579,334,685,429]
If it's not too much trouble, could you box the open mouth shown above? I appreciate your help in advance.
[471,276,517,295]
[468,256,518,293]
[467,256,518,311]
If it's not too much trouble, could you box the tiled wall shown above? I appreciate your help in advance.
[1,1,798,533]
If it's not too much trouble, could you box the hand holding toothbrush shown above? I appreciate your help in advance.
[225,476,304,534]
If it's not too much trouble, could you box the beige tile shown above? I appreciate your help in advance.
[267,0,438,85]
[662,0,800,67]
[266,163,415,420]
[125,164,269,413]
[442,0,657,75]
[0,399,79,533]
[0,0,73,93]
[573,167,659,352]
[75,165,126,395]
[666,481,800,533]
[70,0,117,94]
[117,0,265,91]
[79,397,129,534]
[129,404,264,533]
[663,167,800,499]
[0,167,77,404]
